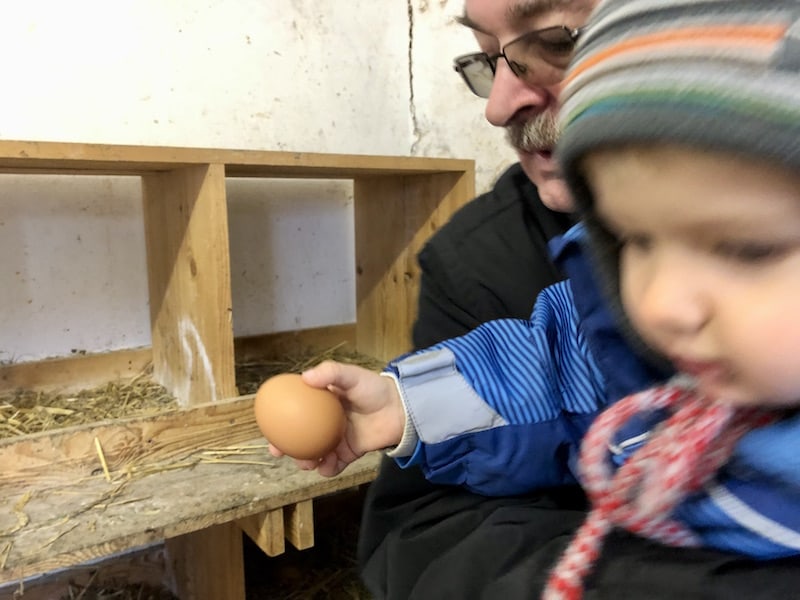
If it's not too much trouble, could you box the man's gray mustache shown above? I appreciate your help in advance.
[506,113,560,152]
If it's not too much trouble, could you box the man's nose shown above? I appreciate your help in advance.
[484,60,551,127]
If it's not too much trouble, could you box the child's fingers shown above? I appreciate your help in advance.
[295,458,322,470]
[302,360,355,389]
[316,452,346,477]
[270,443,333,473]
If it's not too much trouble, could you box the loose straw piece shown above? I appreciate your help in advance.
[1,346,381,440]
[94,437,112,482]
[40,522,80,550]
[199,458,276,466]
[0,491,32,537]
[0,541,12,570]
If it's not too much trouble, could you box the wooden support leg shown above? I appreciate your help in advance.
[236,499,315,557]
[284,499,314,550]
[165,522,245,600]
[237,507,286,557]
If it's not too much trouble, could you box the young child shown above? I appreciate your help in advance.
[273,0,800,595]
[543,0,800,596]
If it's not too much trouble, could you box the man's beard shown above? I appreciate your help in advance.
[505,111,559,154]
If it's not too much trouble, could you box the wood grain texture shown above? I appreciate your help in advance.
[0,395,259,486]
[0,347,152,394]
[353,170,475,361]
[283,499,314,551]
[0,323,356,396]
[142,164,237,407]
[0,447,381,585]
[0,140,473,178]
[237,508,286,557]
[165,521,245,600]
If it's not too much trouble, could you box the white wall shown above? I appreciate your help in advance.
[0,0,515,364]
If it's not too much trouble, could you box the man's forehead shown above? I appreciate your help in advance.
[508,0,584,21]
[460,0,591,33]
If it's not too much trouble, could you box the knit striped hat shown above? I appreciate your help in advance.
[559,0,800,175]
[555,0,800,360]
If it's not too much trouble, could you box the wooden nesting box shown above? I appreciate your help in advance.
[0,140,474,599]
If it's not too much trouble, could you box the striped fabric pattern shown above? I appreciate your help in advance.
[441,280,607,424]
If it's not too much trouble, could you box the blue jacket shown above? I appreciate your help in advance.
[385,224,800,559]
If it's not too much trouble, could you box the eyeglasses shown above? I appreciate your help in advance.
[453,25,583,98]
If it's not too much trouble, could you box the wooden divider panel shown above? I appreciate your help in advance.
[142,164,237,407]
[353,170,474,360]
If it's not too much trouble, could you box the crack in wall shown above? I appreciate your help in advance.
[407,0,422,155]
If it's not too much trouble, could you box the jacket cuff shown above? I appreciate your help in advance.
[380,371,419,458]
[385,347,506,447]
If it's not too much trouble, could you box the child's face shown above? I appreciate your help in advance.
[584,145,800,407]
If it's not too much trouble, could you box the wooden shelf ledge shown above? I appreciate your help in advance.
[0,443,381,586]
[0,139,473,177]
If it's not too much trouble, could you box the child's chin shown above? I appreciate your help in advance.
[696,380,749,406]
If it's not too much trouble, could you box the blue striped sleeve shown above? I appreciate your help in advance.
[386,281,608,493]
[438,281,606,422]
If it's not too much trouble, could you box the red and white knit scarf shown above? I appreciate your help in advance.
[543,379,775,600]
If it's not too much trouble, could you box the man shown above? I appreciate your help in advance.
[357,0,800,598]
[407,0,588,346]
[358,2,593,598]
[451,0,593,213]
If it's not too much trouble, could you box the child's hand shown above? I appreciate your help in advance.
[267,360,405,477]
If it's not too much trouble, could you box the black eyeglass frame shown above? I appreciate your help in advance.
[453,25,583,98]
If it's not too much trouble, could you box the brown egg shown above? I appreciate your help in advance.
[254,373,345,460]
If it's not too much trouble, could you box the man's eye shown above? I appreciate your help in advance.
[539,39,575,55]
